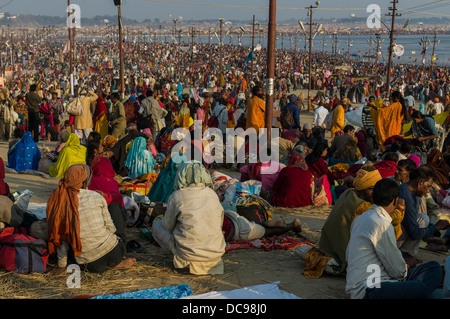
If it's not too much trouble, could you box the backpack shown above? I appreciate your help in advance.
[207,108,225,128]
[66,97,83,116]
[236,112,246,129]
[322,109,335,131]
[236,203,269,223]
[0,227,49,274]
[280,106,294,129]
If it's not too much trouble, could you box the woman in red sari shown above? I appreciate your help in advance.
[39,98,54,140]
[88,155,124,207]
[0,157,13,201]
[93,94,109,140]
[272,145,313,208]
[374,152,399,179]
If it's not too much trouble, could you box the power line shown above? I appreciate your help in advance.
[144,0,380,11]
[145,0,450,18]
[0,0,16,10]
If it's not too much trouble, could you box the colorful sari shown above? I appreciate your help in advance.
[93,96,109,140]
[124,137,157,179]
[158,126,177,155]
[176,103,191,128]
[102,135,118,152]
[0,157,13,200]
[49,133,87,178]
[147,152,188,204]
[88,156,124,207]
[7,132,41,172]
[39,102,54,138]
[374,100,404,148]
[272,146,314,208]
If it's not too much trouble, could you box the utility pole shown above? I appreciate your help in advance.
[321,32,325,52]
[331,31,339,56]
[251,15,256,83]
[346,35,353,59]
[301,1,320,111]
[173,19,177,44]
[68,0,74,96]
[191,25,195,85]
[363,36,373,61]
[113,0,125,99]
[419,35,429,67]
[374,33,383,63]
[208,27,211,45]
[385,0,401,100]
[219,18,224,89]
[265,0,276,141]
[258,23,262,45]
[431,31,439,67]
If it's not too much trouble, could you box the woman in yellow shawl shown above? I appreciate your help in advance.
[374,91,408,148]
[330,103,345,138]
[176,102,191,128]
[49,133,87,178]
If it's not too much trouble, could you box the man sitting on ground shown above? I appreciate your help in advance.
[346,178,443,299]
[398,166,450,267]
[328,124,356,158]
[318,167,382,274]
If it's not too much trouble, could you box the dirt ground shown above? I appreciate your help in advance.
[0,105,447,300]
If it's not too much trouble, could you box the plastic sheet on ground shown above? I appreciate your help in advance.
[182,281,301,299]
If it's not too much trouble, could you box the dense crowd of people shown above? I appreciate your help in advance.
[0,35,449,299]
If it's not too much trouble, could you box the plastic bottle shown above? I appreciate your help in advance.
[140,228,153,242]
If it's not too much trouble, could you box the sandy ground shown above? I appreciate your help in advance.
[0,93,447,300]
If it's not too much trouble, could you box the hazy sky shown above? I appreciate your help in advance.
[1,0,449,22]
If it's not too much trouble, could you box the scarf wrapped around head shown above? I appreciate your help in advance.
[173,161,212,190]
[102,135,117,151]
[46,164,92,257]
[142,128,152,137]
[58,129,70,143]
[408,154,420,168]
[288,144,309,170]
[353,167,382,191]
[425,148,450,188]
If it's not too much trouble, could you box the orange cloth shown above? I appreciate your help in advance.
[355,203,405,240]
[303,246,332,279]
[375,101,404,147]
[330,105,345,138]
[46,165,88,257]
[245,95,266,134]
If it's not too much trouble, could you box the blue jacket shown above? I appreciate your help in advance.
[398,183,437,241]
[283,102,300,130]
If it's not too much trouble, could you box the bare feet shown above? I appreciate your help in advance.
[402,252,422,268]
[292,218,302,233]
[425,237,447,245]
[425,243,449,252]
[265,218,286,228]
[114,258,137,269]
[47,266,66,275]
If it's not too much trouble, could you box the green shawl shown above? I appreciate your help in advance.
[318,188,367,272]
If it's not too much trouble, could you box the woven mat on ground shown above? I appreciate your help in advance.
[225,231,315,253]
